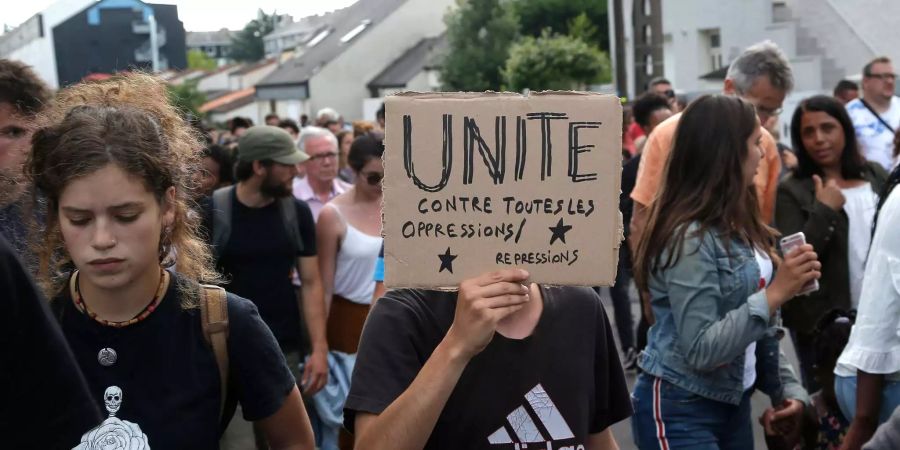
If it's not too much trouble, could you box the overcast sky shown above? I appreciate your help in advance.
[3,0,358,32]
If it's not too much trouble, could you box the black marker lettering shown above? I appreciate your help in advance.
[526,112,568,180]
[568,121,601,182]
[463,116,507,185]
[403,114,452,192]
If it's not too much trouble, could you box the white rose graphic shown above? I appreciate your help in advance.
[74,417,150,450]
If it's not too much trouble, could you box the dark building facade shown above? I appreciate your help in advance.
[53,0,186,86]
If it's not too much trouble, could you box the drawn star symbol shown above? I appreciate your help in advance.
[438,247,458,273]
[548,217,573,245]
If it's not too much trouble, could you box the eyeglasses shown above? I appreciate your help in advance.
[663,89,675,99]
[307,151,338,162]
[866,73,897,81]
[360,171,384,186]
[757,105,783,117]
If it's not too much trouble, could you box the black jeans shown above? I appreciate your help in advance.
[596,244,636,352]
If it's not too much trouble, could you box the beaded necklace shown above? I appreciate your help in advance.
[70,268,169,328]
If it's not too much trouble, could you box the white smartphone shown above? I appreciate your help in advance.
[779,231,819,296]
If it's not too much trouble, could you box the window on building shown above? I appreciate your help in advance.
[709,30,723,70]
[644,25,653,45]
[645,54,654,76]
[644,0,652,16]
[306,29,330,48]
[698,29,723,73]
[340,19,371,44]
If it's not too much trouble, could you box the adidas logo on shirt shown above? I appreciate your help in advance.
[487,383,584,450]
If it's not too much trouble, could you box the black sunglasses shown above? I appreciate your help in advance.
[362,172,383,185]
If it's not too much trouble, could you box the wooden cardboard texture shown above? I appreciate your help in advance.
[383,91,623,288]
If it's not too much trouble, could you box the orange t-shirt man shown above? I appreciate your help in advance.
[630,112,781,224]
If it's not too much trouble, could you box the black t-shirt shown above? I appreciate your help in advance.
[0,236,102,450]
[621,153,641,239]
[203,192,317,351]
[344,286,632,449]
[52,273,296,449]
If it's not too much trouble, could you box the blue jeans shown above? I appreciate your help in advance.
[835,375,900,424]
[631,374,754,450]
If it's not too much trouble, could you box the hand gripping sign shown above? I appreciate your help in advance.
[383,91,623,288]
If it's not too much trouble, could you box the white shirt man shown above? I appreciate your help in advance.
[846,57,900,171]
[293,126,352,221]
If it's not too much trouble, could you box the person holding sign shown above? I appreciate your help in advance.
[631,95,819,450]
[344,269,632,449]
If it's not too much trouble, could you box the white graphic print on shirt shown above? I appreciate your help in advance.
[74,386,150,450]
[487,384,583,449]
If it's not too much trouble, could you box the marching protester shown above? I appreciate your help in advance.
[335,129,355,184]
[846,57,900,171]
[617,92,675,369]
[25,74,315,448]
[834,162,900,450]
[294,126,352,220]
[314,132,384,449]
[344,268,633,449]
[203,125,328,447]
[0,58,103,449]
[0,59,51,261]
[775,95,888,392]
[631,95,818,449]
[834,80,860,105]
[197,143,234,198]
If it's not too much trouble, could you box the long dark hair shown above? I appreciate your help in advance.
[635,95,778,291]
[791,95,867,179]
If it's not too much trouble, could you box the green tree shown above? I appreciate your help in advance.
[229,9,281,62]
[167,79,207,119]
[440,0,519,91]
[510,0,609,51]
[187,49,217,71]
[503,30,611,91]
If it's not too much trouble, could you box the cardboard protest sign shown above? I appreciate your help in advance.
[383,91,623,288]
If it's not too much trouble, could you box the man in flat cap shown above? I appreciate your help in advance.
[204,126,330,406]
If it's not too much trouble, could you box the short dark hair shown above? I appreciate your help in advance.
[348,132,384,172]
[791,95,868,180]
[833,79,858,96]
[234,158,273,181]
[202,144,234,185]
[647,77,671,90]
[632,93,671,128]
[230,117,253,134]
[278,119,299,135]
[265,113,279,121]
[376,103,385,120]
[863,56,892,77]
[0,59,51,117]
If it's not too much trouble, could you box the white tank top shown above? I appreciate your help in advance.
[332,206,383,305]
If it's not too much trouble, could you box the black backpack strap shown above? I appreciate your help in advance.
[211,186,235,262]
[860,99,896,133]
[277,196,304,262]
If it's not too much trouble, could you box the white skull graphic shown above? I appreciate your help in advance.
[104,386,123,416]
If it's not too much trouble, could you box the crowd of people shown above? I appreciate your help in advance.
[0,36,900,450]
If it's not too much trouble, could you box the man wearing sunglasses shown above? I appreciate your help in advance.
[293,126,352,221]
[846,57,900,171]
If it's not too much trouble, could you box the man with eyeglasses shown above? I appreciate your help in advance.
[846,57,900,171]
[293,126,352,221]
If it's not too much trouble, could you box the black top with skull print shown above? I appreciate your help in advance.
[50,271,297,449]
[0,235,103,449]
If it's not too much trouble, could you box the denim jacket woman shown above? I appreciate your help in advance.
[638,222,809,406]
